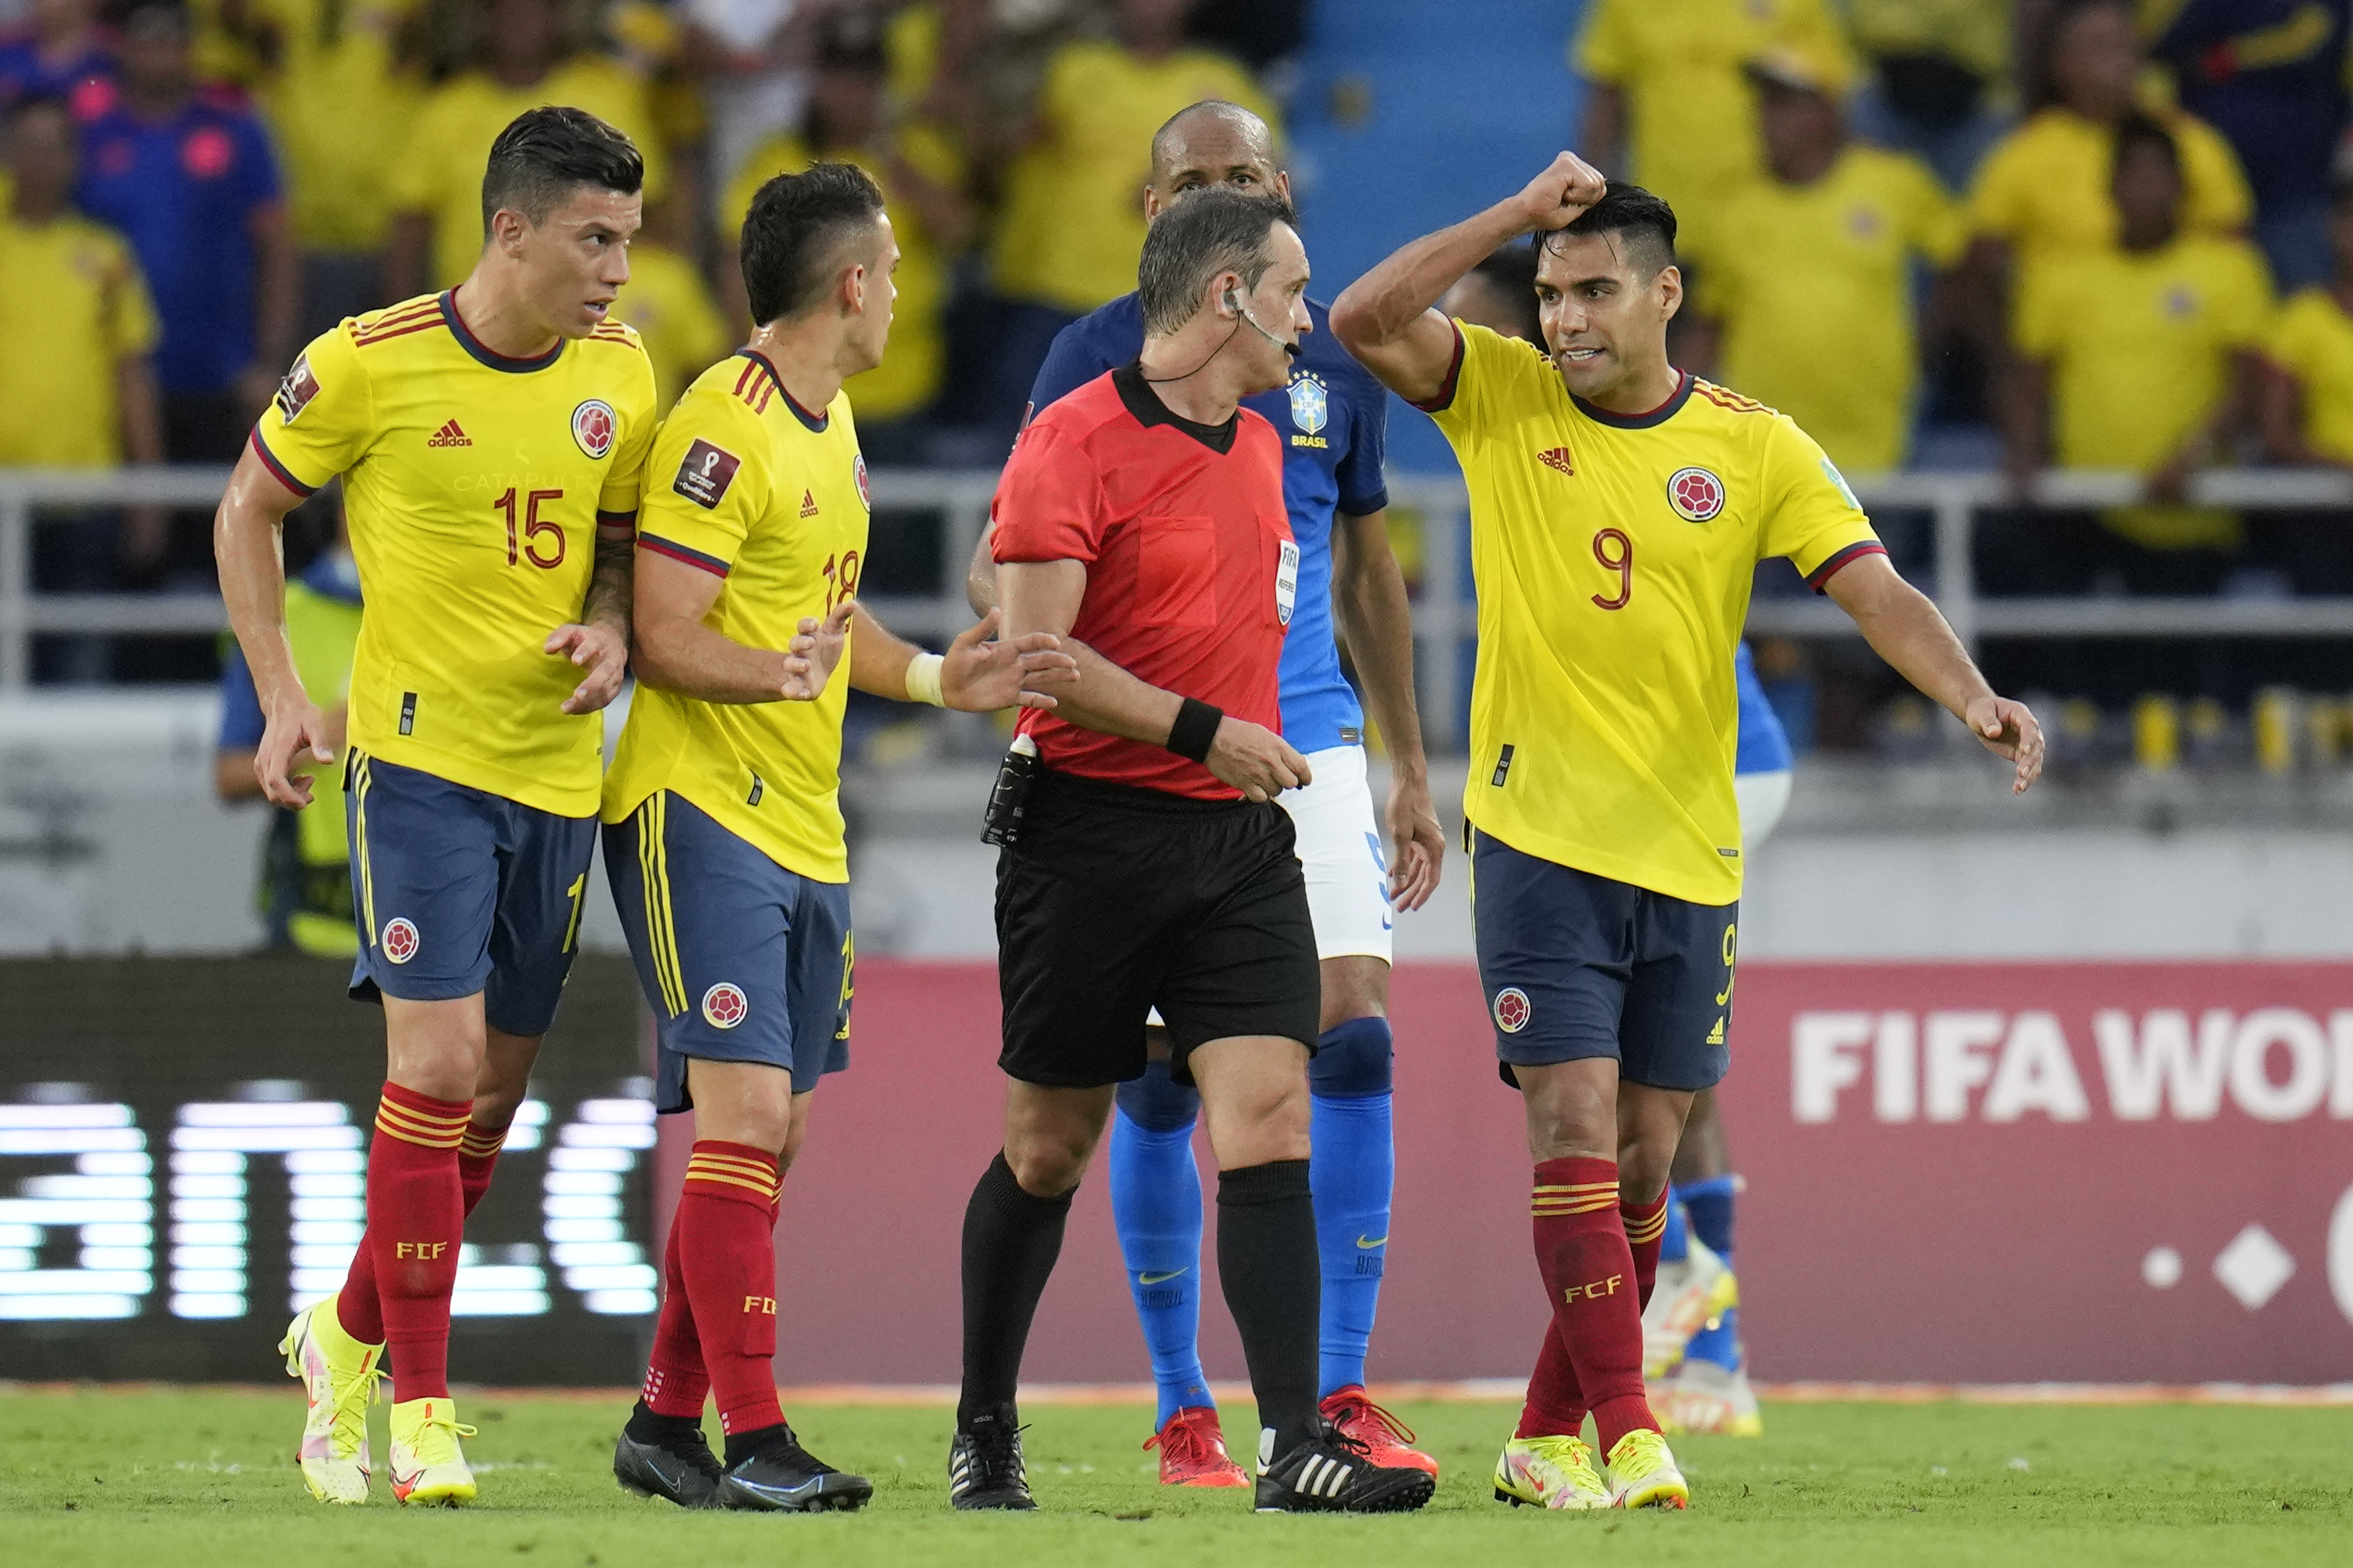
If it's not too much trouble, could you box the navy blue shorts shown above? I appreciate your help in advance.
[604,791,853,1114]
[1470,828,1737,1092]
[344,751,596,1037]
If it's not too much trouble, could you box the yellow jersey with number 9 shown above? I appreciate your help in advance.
[602,351,871,885]
[1421,322,1882,906]
[251,292,658,817]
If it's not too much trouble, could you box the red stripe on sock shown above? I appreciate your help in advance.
[339,1112,502,1349]
[1529,1156,1656,1455]
[678,1141,783,1436]
[1621,1186,1670,1312]
[361,1086,470,1401]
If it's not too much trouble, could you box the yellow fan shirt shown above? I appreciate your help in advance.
[609,239,727,414]
[604,351,872,883]
[2264,287,2353,465]
[250,292,658,815]
[1695,146,1967,473]
[1420,324,1881,905]
[0,213,158,467]
[250,0,422,253]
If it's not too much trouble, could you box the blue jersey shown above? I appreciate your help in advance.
[1028,295,1391,754]
[1734,641,1791,776]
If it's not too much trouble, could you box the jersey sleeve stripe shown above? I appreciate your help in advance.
[1804,540,1889,593]
[1405,320,1467,414]
[596,508,638,539]
[639,533,731,576]
[248,430,320,498]
[350,317,444,349]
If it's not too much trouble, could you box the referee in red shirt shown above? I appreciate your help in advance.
[946,190,1432,1518]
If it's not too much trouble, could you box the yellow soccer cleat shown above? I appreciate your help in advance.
[1641,1236,1738,1379]
[1604,1428,1690,1510]
[281,1292,383,1505]
[1492,1432,1611,1510]
[388,1396,479,1506]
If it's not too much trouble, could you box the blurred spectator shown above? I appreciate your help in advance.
[2261,177,2353,465]
[0,92,163,678]
[720,6,966,457]
[675,0,809,197]
[1994,113,2273,594]
[1684,48,1966,474]
[215,509,359,956]
[75,0,295,475]
[2150,0,2351,292]
[1967,0,2253,320]
[1185,0,1305,72]
[975,0,1272,433]
[385,0,665,297]
[1440,239,1541,344]
[1573,0,1853,257]
[216,0,423,338]
[1842,0,2010,193]
[0,0,116,117]
[611,190,727,412]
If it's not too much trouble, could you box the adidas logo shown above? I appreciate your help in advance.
[799,489,819,517]
[1536,446,1575,476]
[1706,1016,1725,1045]
[1295,1453,1355,1498]
[426,419,472,447]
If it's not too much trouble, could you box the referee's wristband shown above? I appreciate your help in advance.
[1166,697,1224,763]
[905,652,947,707]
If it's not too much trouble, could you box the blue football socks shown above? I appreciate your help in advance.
[1659,1191,1691,1267]
[1674,1174,1742,1371]
[1307,1016,1395,1397]
[1108,1062,1211,1425]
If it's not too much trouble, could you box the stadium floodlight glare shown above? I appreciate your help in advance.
[0,1099,153,1320]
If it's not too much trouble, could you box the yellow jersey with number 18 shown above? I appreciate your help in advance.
[1420,322,1881,906]
[251,291,659,817]
[602,351,871,884]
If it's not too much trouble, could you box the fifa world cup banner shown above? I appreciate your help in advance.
[1717,962,2353,1385]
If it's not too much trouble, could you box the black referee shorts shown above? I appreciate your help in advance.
[995,768,1322,1088]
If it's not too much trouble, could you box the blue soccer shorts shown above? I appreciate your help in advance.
[1470,827,1737,1092]
[344,750,596,1037]
[603,790,853,1114]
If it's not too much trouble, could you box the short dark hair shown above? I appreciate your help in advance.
[1471,241,1543,342]
[1546,180,1677,278]
[739,161,888,324]
[480,107,644,234]
[1137,186,1298,336]
[2112,110,2182,179]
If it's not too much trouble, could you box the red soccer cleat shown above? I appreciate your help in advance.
[1144,1406,1250,1487]
[1318,1385,1440,1476]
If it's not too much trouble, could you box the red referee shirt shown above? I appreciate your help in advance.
[992,362,1296,800]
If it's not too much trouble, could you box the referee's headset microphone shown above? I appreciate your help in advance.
[1138,288,1299,385]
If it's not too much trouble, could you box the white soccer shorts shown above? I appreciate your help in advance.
[1735,768,1793,851]
[1277,742,1394,964]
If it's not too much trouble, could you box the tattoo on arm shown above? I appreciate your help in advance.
[585,533,633,636]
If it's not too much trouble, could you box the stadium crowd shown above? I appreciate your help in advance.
[4,0,2352,684]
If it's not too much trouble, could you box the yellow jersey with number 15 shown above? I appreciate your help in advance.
[1420,322,1881,906]
[251,291,659,817]
[602,351,871,884]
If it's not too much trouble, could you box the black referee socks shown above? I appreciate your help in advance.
[957,1151,1077,1429]
[1216,1157,1322,1458]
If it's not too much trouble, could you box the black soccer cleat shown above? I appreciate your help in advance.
[613,1403,725,1509]
[1253,1421,1437,1514]
[716,1424,874,1512]
[948,1404,1035,1511]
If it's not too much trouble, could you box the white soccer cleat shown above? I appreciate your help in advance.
[1642,1233,1737,1379]
[281,1293,383,1505]
[1662,1353,1764,1437]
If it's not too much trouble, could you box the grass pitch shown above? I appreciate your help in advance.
[2,1387,2348,1567]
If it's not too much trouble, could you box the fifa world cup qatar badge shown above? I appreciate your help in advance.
[274,354,321,424]
[702,983,749,1030]
[1667,467,1725,523]
[571,399,617,459]
[380,918,420,965]
[1493,987,1532,1034]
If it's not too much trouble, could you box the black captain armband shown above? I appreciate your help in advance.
[1166,697,1224,763]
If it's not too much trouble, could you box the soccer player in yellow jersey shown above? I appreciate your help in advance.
[600,163,1073,1512]
[1333,160,2043,1512]
[215,107,658,1509]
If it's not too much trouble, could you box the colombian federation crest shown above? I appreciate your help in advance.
[1667,465,1726,523]
[702,983,749,1030]
[854,452,871,511]
[1493,987,1532,1034]
[381,918,420,965]
[1288,371,1329,436]
[571,399,616,459]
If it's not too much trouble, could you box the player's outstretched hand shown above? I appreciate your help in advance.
[549,620,629,714]
[255,692,335,809]
[1206,718,1312,803]
[941,607,1079,712]
[777,599,857,701]
[1514,150,1609,235]
[1384,773,1446,912]
[1967,694,2044,794]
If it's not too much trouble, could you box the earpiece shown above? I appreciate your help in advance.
[1223,288,1242,317]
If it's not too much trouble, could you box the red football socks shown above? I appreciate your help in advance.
[1621,1186,1670,1311]
[1515,1316,1587,1440]
[335,1114,509,1349]
[640,1211,710,1419]
[1530,1156,1657,1454]
[676,1141,785,1436]
[345,1083,470,1401]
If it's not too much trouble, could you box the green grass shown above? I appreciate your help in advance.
[2,1388,2348,1566]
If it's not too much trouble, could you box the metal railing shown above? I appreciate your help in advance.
[6,465,2351,748]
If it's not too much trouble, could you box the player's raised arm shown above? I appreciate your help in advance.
[1820,553,2045,794]
[214,434,334,808]
[1330,150,1606,401]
